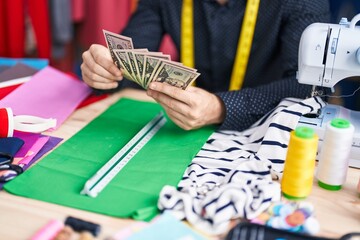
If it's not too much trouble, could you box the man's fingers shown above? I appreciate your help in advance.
[147,89,189,116]
[162,106,198,131]
[89,44,122,78]
[82,49,122,81]
[81,63,119,89]
[148,82,191,104]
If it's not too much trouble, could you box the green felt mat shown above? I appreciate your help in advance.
[4,98,215,221]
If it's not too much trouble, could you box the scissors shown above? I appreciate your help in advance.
[0,151,24,182]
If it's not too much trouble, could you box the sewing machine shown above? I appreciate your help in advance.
[296,14,360,168]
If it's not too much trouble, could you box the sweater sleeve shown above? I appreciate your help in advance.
[216,77,312,131]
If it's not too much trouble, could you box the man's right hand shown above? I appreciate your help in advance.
[81,44,123,90]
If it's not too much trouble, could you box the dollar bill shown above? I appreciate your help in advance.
[113,50,134,81]
[103,30,133,68]
[126,51,141,85]
[131,52,170,88]
[142,56,163,88]
[133,52,146,87]
[103,30,200,90]
[151,60,200,90]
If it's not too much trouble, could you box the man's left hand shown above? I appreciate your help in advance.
[147,82,225,130]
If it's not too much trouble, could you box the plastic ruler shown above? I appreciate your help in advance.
[81,112,167,197]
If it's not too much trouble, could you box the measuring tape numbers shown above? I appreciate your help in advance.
[81,112,167,197]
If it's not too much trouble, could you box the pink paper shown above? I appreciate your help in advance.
[0,66,91,128]
[0,132,50,183]
[13,131,43,157]
[17,136,50,166]
[13,132,50,166]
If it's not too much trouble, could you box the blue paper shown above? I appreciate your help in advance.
[127,212,205,240]
[0,58,48,70]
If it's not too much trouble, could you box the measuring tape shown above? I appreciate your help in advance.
[181,0,194,69]
[181,0,260,90]
[81,112,167,197]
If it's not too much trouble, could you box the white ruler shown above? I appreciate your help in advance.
[81,112,167,197]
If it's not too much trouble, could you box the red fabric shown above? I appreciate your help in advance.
[0,0,51,58]
[27,0,51,58]
[0,108,10,138]
[71,0,85,22]
[0,85,21,100]
[77,0,132,47]
[159,35,178,62]
[0,1,8,56]
[6,0,25,58]
[76,94,109,109]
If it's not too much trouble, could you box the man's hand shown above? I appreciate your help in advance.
[147,82,225,130]
[81,44,123,90]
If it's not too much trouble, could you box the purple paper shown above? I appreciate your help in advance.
[0,66,91,129]
[13,132,43,158]
[23,135,63,170]
[0,135,62,189]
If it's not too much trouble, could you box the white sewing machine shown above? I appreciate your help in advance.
[296,14,360,168]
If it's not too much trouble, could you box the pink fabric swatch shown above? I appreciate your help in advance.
[0,132,50,183]
[0,66,91,128]
[13,132,43,158]
[12,132,50,167]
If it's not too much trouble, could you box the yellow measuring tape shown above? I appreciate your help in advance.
[181,0,260,91]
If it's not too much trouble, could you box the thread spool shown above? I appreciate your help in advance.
[281,127,318,200]
[64,216,101,237]
[316,118,355,191]
[0,108,14,137]
[0,107,56,137]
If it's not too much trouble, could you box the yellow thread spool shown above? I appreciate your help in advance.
[281,127,318,200]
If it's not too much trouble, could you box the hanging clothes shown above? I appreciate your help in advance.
[0,0,51,58]
[74,0,133,48]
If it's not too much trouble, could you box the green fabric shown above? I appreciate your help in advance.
[4,98,215,221]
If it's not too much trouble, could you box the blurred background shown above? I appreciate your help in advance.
[0,0,359,110]
[0,0,177,77]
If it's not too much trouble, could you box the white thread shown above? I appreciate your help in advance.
[13,115,57,133]
[1,107,56,135]
[316,120,355,187]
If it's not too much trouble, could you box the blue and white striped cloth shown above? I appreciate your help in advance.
[158,97,326,235]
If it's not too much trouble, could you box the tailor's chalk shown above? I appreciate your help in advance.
[53,225,74,240]
[65,216,101,237]
[79,231,95,240]
[31,219,64,240]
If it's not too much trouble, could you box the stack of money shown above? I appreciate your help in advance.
[103,30,200,90]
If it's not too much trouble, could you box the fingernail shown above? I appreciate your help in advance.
[149,83,156,90]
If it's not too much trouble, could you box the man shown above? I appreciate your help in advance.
[81,0,330,131]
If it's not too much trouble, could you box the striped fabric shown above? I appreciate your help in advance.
[158,97,326,235]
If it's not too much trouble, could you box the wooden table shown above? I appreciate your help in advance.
[0,89,359,240]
